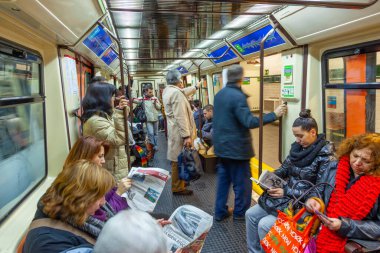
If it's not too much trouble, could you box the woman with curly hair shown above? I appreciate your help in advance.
[22,160,115,253]
[306,133,380,253]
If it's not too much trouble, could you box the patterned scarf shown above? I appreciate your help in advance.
[68,202,116,239]
[316,156,380,253]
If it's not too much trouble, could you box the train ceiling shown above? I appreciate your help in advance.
[105,0,378,76]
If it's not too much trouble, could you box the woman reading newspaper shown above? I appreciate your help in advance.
[245,109,336,253]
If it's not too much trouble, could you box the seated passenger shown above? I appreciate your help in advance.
[64,136,131,215]
[245,109,335,253]
[93,210,168,253]
[201,104,213,146]
[82,80,135,180]
[306,133,380,253]
[23,160,115,253]
[193,99,204,131]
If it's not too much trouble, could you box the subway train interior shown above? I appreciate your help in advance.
[1,0,380,252]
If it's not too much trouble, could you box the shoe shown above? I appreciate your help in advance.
[173,189,193,196]
[215,207,234,222]
[233,215,245,221]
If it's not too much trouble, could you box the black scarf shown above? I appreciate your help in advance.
[289,134,327,167]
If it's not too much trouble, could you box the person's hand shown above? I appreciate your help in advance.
[117,97,130,109]
[116,178,132,195]
[183,137,192,148]
[157,219,171,227]
[195,80,202,90]
[320,217,342,231]
[267,188,284,197]
[305,198,322,213]
[274,103,287,118]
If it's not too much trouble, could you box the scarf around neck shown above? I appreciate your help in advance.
[289,134,327,167]
[316,156,380,253]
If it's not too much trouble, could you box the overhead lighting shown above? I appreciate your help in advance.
[247,59,260,66]
[209,30,233,39]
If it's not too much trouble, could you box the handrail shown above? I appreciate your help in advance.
[204,0,377,9]
[258,24,278,177]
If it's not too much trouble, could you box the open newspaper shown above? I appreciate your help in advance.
[163,205,213,253]
[251,170,287,190]
[122,167,170,212]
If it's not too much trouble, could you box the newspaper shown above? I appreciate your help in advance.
[163,205,213,253]
[250,170,287,190]
[122,167,170,212]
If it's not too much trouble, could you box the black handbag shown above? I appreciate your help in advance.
[178,148,203,182]
[133,98,147,123]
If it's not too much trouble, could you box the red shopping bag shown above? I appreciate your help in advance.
[261,208,318,253]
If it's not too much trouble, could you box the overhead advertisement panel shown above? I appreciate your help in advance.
[83,25,113,56]
[232,25,286,56]
[208,45,237,64]
[101,48,118,65]
[177,66,188,74]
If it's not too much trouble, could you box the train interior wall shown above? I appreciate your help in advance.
[1,3,380,252]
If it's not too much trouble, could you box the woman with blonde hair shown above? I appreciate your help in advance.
[23,160,115,253]
[306,133,380,252]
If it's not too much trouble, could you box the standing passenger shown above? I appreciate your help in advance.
[213,64,287,221]
[162,69,198,195]
[136,85,162,151]
[82,81,135,180]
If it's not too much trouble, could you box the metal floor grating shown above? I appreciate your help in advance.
[152,133,248,253]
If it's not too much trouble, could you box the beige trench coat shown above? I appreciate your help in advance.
[83,109,135,180]
[163,85,197,161]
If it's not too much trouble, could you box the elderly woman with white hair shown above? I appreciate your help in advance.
[162,69,200,195]
[93,210,168,253]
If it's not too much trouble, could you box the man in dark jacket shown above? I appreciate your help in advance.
[193,99,205,131]
[213,65,287,221]
[201,104,213,146]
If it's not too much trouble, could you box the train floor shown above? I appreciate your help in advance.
[152,132,248,253]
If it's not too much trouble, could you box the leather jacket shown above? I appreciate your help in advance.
[321,162,380,244]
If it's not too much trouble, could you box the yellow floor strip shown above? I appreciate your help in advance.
[250,158,275,195]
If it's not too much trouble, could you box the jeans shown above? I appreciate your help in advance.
[214,158,252,219]
[146,121,158,148]
[245,204,277,253]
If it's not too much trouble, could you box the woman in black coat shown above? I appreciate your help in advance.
[245,109,336,253]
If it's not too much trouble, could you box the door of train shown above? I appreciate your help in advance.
[323,40,380,147]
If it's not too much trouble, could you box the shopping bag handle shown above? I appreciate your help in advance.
[289,180,334,209]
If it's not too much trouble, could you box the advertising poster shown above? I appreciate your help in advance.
[242,77,250,85]
[284,65,293,84]
[281,86,295,98]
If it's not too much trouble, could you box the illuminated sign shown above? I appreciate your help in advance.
[208,45,237,64]
[101,48,118,65]
[83,25,113,56]
[232,25,285,56]
[177,66,188,74]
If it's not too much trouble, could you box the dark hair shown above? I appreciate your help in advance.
[193,99,202,108]
[227,65,243,83]
[143,84,153,93]
[91,76,107,83]
[82,82,116,122]
[203,104,214,111]
[292,109,318,132]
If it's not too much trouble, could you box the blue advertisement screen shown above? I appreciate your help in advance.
[101,48,118,65]
[232,25,286,56]
[83,25,113,56]
[177,66,188,75]
[208,45,237,64]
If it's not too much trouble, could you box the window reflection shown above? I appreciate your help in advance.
[0,43,45,222]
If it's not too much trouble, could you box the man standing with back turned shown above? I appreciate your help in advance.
[213,65,287,221]
[162,69,199,195]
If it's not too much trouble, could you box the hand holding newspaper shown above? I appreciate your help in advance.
[163,205,213,253]
[250,170,287,190]
[121,167,170,212]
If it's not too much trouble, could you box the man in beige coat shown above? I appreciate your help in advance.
[163,69,198,195]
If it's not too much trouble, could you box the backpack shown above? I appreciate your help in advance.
[178,148,203,182]
[133,105,147,123]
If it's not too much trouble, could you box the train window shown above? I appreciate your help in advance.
[323,40,380,146]
[200,77,209,105]
[212,72,223,95]
[0,39,46,223]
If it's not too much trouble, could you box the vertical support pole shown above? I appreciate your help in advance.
[259,24,278,177]
[118,46,131,171]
